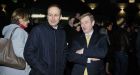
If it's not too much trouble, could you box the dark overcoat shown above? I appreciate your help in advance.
[24,22,66,75]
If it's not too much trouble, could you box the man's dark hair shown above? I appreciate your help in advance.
[47,4,61,14]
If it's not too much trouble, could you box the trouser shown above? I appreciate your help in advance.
[113,51,128,75]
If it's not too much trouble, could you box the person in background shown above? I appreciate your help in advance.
[24,4,67,75]
[64,12,82,75]
[68,12,108,75]
[66,13,82,46]
[0,8,30,75]
[103,21,113,75]
[136,27,140,75]
[111,22,129,75]
[68,12,81,32]
[0,3,10,37]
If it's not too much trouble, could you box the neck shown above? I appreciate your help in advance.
[85,29,93,35]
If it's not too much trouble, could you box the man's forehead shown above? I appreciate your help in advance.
[48,6,60,11]
[81,16,90,20]
[48,7,61,14]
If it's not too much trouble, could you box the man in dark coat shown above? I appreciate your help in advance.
[24,4,67,75]
[68,13,108,75]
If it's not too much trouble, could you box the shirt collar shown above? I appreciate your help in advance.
[53,25,58,29]
[85,29,93,36]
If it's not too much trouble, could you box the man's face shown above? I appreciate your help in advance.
[80,16,94,34]
[47,6,61,27]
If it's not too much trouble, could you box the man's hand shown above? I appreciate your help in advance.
[87,58,100,63]
[90,58,100,61]
[75,48,84,54]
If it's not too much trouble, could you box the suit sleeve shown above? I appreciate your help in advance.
[84,35,108,58]
[24,27,48,75]
[67,40,87,65]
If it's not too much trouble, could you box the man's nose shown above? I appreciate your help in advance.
[52,16,55,20]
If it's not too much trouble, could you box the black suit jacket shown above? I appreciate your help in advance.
[68,29,108,75]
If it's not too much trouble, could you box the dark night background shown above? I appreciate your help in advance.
[1,0,140,25]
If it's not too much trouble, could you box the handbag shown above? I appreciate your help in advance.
[0,27,26,70]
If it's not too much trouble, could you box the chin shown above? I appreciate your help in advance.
[83,31,87,33]
[84,31,90,34]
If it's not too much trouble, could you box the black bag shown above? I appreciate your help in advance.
[0,27,26,70]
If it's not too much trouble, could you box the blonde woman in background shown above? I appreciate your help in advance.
[0,8,30,75]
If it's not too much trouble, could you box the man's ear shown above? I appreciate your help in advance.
[91,20,95,26]
[60,15,62,20]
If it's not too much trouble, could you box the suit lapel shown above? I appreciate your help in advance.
[88,31,99,48]
[80,34,87,48]
[79,30,99,49]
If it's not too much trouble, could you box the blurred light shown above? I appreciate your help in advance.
[118,3,126,16]
[120,9,125,14]
[119,9,125,16]
[33,0,37,2]
[31,14,46,18]
[61,16,69,20]
[138,11,140,16]
[1,4,7,13]
[129,0,135,3]
[88,3,96,10]
[117,18,125,25]
[137,3,140,16]
[118,3,126,10]
[31,14,69,20]
[137,3,140,9]
[12,0,18,3]
[81,0,85,3]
